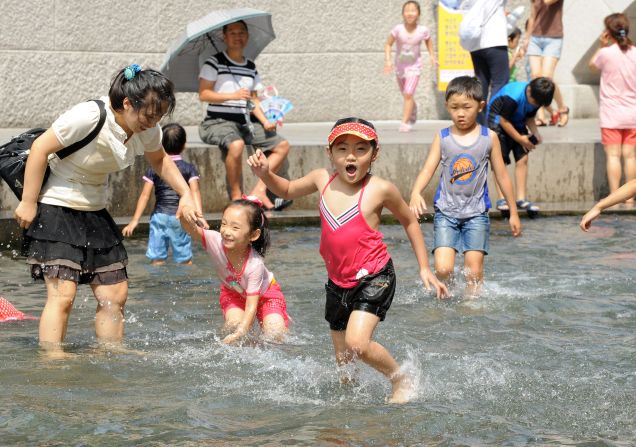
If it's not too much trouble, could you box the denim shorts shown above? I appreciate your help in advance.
[146,213,192,263]
[527,36,563,59]
[433,210,490,254]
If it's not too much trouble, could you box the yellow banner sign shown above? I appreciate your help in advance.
[437,3,474,91]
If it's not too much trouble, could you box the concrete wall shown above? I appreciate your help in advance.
[0,139,608,217]
[0,0,540,127]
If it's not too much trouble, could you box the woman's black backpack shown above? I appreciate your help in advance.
[0,100,106,200]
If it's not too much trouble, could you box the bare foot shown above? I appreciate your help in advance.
[39,342,76,361]
[388,372,415,404]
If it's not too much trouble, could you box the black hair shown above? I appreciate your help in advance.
[402,1,421,15]
[223,199,270,256]
[508,27,522,40]
[223,20,248,34]
[605,13,633,52]
[109,66,176,118]
[330,117,378,149]
[445,76,484,102]
[161,123,186,155]
[529,77,555,107]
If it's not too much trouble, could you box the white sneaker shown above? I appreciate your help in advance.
[398,123,412,133]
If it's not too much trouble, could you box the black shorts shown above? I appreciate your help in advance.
[492,124,529,165]
[324,259,396,331]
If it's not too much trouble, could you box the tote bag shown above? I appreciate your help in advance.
[459,0,501,52]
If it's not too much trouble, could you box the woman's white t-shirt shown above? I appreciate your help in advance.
[44,97,162,211]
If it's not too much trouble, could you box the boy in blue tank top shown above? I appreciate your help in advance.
[487,78,555,215]
[410,76,521,298]
[123,123,206,265]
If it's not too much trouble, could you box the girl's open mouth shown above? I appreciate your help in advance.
[345,164,357,175]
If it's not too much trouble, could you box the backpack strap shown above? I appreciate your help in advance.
[56,99,107,160]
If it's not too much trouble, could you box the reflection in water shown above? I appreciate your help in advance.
[0,217,635,445]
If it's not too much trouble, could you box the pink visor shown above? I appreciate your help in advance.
[328,122,378,147]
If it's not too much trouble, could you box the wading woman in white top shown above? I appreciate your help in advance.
[14,65,202,354]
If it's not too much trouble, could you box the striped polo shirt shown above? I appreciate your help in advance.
[199,51,263,123]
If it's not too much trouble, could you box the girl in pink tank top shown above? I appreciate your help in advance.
[248,117,447,404]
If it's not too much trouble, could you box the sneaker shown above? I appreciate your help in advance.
[270,198,293,212]
[398,123,412,133]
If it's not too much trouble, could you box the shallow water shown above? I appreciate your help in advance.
[1,216,635,446]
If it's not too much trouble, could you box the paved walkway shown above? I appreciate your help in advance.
[183,118,602,147]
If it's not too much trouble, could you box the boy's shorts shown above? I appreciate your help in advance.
[324,259,396,331]
[219,280,289,327]
[146,213,192,263]
[492,124,529,165]
[601,128,636,145]
[199,118,285,153]
[433,210,490,254]
[527,36,563,59]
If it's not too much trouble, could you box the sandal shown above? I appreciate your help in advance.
[557,107,569,127]
[267,198,293,212]
[549,110,560,126]
[535,118,547,127]
[516,199,540,212]
[495,199,509,211]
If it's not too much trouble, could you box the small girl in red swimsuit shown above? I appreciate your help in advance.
[247,117,447,404]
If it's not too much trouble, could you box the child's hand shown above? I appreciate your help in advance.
[419,268,449,299]
[429,55,438,67]
[580,206,601,231]
[233,88,251,101]
[383,61,393,74]
[246,149,270,178]
[409,194,428,218]
[262,121,277,132]
[508,213,522,237]
[223,329,246,345]
[122,222,137,237]
[520,135,536,151]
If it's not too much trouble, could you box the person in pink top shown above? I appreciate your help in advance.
[181,197,289,345]
[247,117,447,404]
[589,13,636,205]
[384,1,436,132]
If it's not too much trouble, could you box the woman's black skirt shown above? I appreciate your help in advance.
[23,203,128,285]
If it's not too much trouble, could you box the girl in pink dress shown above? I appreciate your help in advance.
[589,13,636,204]
[384,1,437,132]
[182,197,289,344]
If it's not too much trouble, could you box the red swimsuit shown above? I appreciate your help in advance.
[319,173,391,288]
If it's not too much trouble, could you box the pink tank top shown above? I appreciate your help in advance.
[319,173,391,288]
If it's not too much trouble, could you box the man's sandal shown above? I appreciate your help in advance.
[516,199,540,219]
[557,107,570,127]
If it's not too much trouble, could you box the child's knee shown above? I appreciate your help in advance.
[344,334,370,358]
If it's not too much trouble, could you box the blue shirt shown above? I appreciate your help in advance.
[143,155,200,215]
[487,82,538,129]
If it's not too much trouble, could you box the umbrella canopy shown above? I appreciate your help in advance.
[160,8,276,92]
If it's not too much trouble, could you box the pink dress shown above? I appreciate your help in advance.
[391,23,431,78]
[200,230,288,326]
[593,44,636,130]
